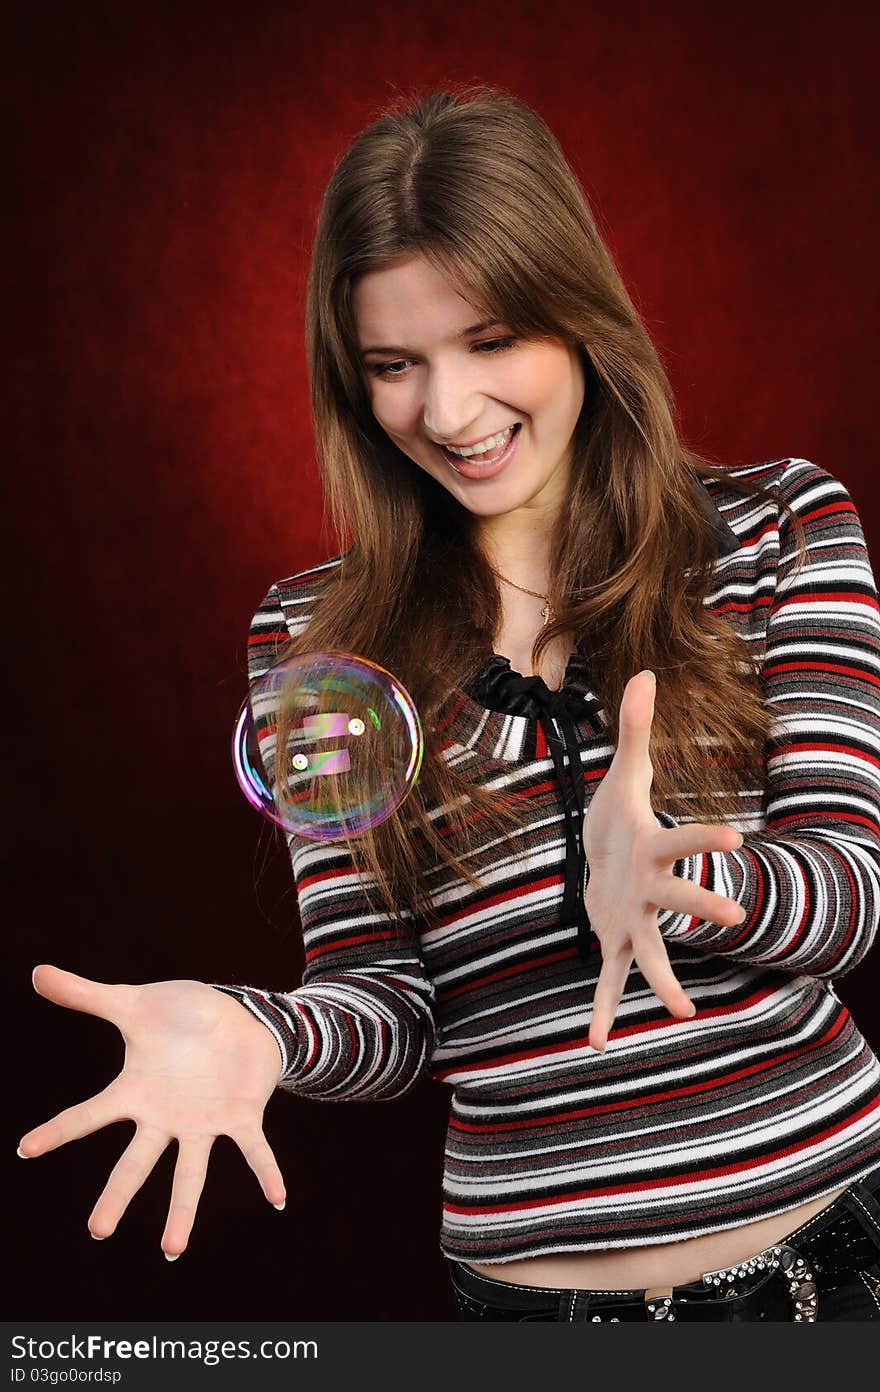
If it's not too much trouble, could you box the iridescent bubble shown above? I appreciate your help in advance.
[232,651,424,841]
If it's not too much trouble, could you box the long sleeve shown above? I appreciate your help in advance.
[212,577,438,1100]
[655,458,880,980]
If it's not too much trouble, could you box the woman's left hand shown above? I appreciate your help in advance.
[581,670,746,1052]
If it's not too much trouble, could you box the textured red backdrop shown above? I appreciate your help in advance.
[7,0,880,1321]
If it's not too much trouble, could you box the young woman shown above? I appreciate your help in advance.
[19,86,880,1322]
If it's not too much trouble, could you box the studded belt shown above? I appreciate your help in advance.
[562,1236,816,1322]
[448,1163,880,1322]
[451,1237,816,1322]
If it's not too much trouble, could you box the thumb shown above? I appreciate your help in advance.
[614,670,657,773]
[31,964,131,1029]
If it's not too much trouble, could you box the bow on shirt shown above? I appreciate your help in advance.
[465,653,604,960]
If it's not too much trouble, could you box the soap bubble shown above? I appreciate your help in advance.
[232,651,424,842]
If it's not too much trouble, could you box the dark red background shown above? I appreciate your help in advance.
[7,0,880,1321]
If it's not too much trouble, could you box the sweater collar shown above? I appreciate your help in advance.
[458,653,601,955]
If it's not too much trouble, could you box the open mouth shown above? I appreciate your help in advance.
[438,422,522,477]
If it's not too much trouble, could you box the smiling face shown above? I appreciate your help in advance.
[352,255,586,546]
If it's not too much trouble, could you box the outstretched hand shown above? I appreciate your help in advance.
[582,670,747,1052]
[18,966,287,1258]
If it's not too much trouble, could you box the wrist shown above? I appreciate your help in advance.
[208,985,286,1084]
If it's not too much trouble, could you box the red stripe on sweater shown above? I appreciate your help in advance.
[439,946,585,1002]
[433,875,565,932]
[772,589,879,613]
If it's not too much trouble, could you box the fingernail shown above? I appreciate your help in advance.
[164,1252,180,1262]
[17,1146,29,1158]
[687,1003,697,1018]
[273,1201,286,1211]
[639,669,656,683]
[735,908,747,924]
[89,1231,105,1241]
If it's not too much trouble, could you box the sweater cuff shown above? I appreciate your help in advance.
[208,983,307,1082]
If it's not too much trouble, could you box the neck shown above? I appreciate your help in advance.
[478,524,555,595]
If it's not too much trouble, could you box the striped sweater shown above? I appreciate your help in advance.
[213,457,880,1262]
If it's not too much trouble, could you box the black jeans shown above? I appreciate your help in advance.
[447,1161,880,1322]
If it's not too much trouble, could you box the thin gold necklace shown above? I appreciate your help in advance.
[487,566,556,627]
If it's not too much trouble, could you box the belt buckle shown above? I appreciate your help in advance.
[699,1240,819,1322]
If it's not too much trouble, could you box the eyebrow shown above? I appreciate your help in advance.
[359,320,505,356]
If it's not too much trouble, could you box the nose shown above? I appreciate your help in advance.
[421,357,482,444]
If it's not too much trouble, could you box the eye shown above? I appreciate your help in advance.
[368,337,518,380]
[368,358,409,379]
[474,336,517,355]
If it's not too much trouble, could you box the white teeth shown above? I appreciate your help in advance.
[445,425,515,458]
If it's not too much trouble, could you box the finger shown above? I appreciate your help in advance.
[649,875,747,928]
[18,1082,128,1157]
[30,964,133,1031]
[651,822,744,862]
[233,1127,287,1209]
[161,1136,215,1259]
[632,930,695,1020]
[613,671,657,780]
[89,1124,171,1239]
[589,950,633,1053]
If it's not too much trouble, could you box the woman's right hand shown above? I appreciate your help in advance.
[18,965,287,1259]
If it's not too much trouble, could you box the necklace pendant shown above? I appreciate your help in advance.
[541,602,552,625]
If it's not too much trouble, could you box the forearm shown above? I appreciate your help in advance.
[211,967,436,1101]
[655,811,880,978]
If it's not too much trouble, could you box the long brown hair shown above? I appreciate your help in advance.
[268,82,807,942]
